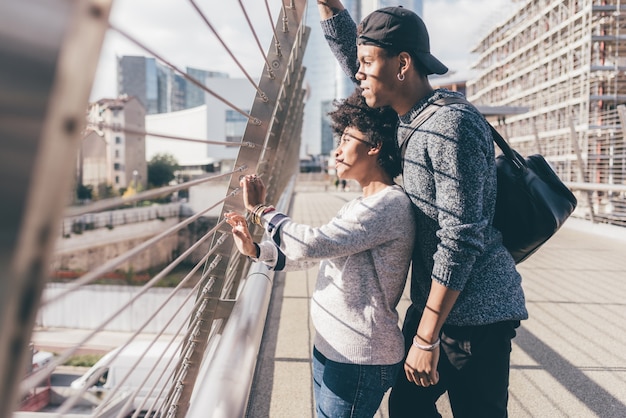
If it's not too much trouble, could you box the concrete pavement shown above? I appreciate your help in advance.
[31,186,626,417]
[246,189,626,418]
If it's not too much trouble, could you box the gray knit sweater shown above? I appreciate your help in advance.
[256,185,415,365]
[321,10,528,326]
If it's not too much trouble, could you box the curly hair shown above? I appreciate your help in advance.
[327,89,402,178]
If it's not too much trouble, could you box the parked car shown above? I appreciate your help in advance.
[71,340,180,417]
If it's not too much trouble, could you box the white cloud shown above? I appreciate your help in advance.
[423,0,516,75]
[90,0,518,100]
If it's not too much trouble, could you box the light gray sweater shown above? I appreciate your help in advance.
[256,185,415,365]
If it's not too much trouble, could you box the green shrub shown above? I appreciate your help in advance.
[63,353,103,367]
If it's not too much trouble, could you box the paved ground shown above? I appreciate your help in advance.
[31,187,626,417]
[246,189,626,418]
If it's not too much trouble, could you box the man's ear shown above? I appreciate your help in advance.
[398,51,412,74]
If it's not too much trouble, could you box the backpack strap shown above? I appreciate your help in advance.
[399,96,525,170]
[399,97,464,159]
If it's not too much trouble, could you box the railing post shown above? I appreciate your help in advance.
[165,2,308,416]
[616,104,626,139]
[532,120,544,154]
[0,1,113,416]
[569,117,596,223]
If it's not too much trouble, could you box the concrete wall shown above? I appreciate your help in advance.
[37,283,196,334]
[52,218,180,273]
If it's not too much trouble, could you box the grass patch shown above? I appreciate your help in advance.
[63,353,103,368]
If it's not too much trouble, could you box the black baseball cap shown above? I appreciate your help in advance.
[357,6,448,75]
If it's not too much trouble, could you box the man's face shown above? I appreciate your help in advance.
[355,44,399,110]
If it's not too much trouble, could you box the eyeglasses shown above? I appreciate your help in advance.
[338,132,376,147]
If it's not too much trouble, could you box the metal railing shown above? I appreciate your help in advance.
[2,1,307,417]
[2,1,626,417]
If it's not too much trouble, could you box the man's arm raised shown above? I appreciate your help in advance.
[317,0,344,19]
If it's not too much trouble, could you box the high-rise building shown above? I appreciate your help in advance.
[171,73,187,112]
[117,56,159,114]
[301,1,339,158]
[469,0,624,168]
[156,64,171,114]
[185,68,229,109]
[118,56,229,115]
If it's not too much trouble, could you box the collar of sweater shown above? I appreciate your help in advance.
[398,88,463,125]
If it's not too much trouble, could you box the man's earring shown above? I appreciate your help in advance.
[397,72,405,81]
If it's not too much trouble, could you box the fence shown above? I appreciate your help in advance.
[569,106,626,226]
[2,1,307,417]
[3,1,626,417]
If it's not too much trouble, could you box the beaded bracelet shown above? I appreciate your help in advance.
[412,336,441,351]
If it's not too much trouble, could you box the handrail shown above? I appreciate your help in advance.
[565,182,626,193]
[187,175,296,418]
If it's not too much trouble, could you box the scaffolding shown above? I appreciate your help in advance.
[468,0,626,226]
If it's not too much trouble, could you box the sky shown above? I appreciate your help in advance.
[89,0,517,101]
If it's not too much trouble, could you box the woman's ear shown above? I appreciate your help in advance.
[367,142,382,156]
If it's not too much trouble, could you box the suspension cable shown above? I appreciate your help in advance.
[23,223,225,394]
[109,23,261,125]
[88,122,260,150]
[237,0,277,78]
[265,0,282,56]
[188,0,269,100]
[65,166,245,218]
[44,194,236,307]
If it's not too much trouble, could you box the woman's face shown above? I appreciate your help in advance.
[334,127,376,181]
[355,45,399,110]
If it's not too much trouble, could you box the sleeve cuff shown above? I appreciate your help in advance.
[256,241,278,266]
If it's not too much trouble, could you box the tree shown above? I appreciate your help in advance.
[76,184,93,201]
[148,153,179,188]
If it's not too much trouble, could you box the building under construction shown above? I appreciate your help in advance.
[467,0,626,225]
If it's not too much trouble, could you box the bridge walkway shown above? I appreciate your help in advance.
[246,186,626,418]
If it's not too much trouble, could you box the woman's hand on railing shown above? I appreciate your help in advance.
[241,174,266,211]
[225,212,258,258]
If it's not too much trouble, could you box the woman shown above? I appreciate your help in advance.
[225,90,415,418]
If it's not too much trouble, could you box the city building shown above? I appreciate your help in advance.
[156,65,187,113]
[118,56,229,115]
[83,96,147,195]
[468,0,626,221]
[468,0,625,174]
[145,76,255,175]
[300,1,339,159]
[117,56,159,114]
[185,68,229,108]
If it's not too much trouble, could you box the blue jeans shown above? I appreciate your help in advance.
[313,346,402,418]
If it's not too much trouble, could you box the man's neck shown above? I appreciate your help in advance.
[394,79,434,117]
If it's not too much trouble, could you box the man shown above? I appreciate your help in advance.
[316,2,528,417]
